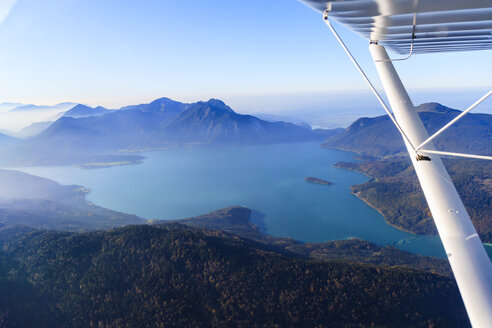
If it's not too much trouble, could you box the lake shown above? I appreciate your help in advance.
[17,142,449,257]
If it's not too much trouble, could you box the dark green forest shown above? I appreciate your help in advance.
[325,102,492,243]
[178,207,452,277]
[0,223,468,327]
[335,158,492,243]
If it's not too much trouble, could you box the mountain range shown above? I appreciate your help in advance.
[0,97,338,167]
[8,102,76,113]
[62,104,112,118]
[323,102,492,157]
[2,99,491,169]
[0,103,23,113]
[28,98,328,155]
[0,102,77,134]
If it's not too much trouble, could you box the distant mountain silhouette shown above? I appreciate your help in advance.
[323,102,492,157]
[0,102,78,134]
[35,98,326,150]
[414,102,459,113]
[0,103,23,113]
[9,102,76,113]
[120,97,187,119]
[17,121,54,139]
[155,99,318,145]
[63,104,112,118]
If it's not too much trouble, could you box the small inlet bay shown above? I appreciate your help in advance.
[18,142,452,258]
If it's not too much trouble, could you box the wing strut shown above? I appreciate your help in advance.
[323,12,417,155]
[323,11,492,328]
[324,12,492,162]
[416,90,492,150]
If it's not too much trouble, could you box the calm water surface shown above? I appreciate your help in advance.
[18,143,448,257]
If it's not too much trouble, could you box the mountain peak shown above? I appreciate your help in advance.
[63,104,110,118]
[415,102,459,114]
[69,104,92,111]
[149,97,180,106]
[121,98,187,118]
[206,98,227,107]
[191,99,235,114]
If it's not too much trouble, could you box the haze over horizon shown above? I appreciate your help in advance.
[2,87,491,132]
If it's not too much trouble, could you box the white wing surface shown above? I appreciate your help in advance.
[301,0,492,54]
[298,1,492,327]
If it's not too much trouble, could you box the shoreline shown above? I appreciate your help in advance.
[340,164,491,246]
[75,160,143,169]
[329,149,420,236]
[326,145,432,237]
[350,190,419,236]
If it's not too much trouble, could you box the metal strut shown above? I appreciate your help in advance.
[324,10,492,162]
[374,12,417,63]
[416,90,492,161]
[323,11,417,154]
[322,10,492,328]
[369,43,492,328]
[418,149,492,161]
[417,90,492,150]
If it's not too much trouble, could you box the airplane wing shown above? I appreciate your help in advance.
[301,0,492,54]
[297,1,492,327]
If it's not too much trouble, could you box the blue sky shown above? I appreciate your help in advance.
[0,0,490,113]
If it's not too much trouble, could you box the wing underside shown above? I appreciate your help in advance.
[301,0,492,54]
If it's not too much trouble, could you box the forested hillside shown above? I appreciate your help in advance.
[0,223,468,327]
[335,158,492,243]
[325,102,492,242]
[178,207,451,276]
[323,103,492,157]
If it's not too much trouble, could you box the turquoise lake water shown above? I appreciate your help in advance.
[17,142,452,258]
